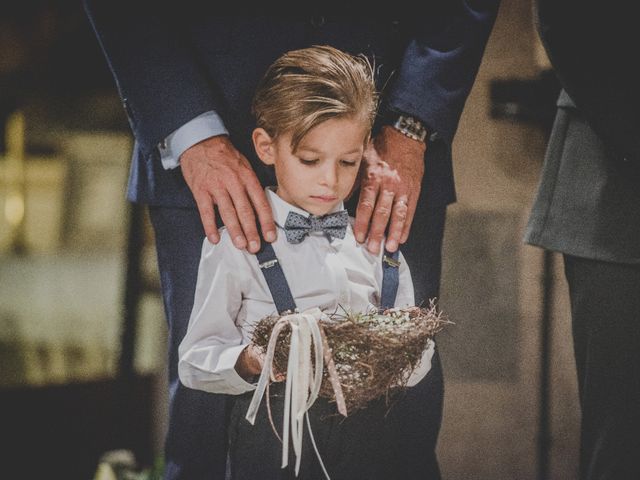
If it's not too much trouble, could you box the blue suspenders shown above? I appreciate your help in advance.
[380,249,401,311]
[255,239,401,314]
[255,241,297,315]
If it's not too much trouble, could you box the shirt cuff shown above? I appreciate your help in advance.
[405,339,435,387]
[158,110,229,170]
[179,343,257,395]
[216,344,258,394]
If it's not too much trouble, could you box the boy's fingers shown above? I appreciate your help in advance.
[366,188,395,255]
[386,195,409,252]
[354,183,377,243]
[194,192,220,244]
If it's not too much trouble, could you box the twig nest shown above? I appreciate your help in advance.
[251,301,451,413]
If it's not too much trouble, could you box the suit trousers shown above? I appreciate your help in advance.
[228,349,443,480]
[563,255,640,480]
[149,206,229,480]
[149,191,447,479]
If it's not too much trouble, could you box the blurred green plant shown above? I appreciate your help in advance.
[93,450,164,480]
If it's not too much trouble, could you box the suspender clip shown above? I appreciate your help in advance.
[259,259,279,269]
[382,255,400,268]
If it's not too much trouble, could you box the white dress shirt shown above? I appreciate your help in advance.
[158,110,228,169]
[178,188,435,395]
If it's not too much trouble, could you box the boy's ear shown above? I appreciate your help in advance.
[252,128,276,165]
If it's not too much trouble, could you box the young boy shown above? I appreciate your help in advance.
[178,45,435,480]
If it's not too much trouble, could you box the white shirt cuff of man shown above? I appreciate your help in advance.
[158,110,229,170]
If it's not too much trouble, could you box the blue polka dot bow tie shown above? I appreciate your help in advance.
[283,210,349,244]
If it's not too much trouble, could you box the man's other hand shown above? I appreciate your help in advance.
[354,126,426,255]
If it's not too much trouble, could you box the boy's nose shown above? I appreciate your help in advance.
[320,164,338,187]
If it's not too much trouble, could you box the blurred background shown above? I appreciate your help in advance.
[0,1,580,479]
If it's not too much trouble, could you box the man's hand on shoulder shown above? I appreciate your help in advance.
[180,135,276,253]
[354,126,426,255]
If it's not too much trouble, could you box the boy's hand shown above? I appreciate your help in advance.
[354,126,426,254]
[235,344,285,382]
[181,135,277,253]
[235,344,264,379]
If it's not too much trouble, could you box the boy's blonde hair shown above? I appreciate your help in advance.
[252,45,378,151]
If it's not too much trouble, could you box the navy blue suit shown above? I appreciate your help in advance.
[85,3,499,479]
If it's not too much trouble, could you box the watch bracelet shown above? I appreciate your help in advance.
[392,114,428,143]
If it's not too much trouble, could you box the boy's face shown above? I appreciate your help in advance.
[253,116,368,216]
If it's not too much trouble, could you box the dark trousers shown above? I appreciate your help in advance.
[564,255,640,480]
[149,197,447,480]
[229,350,443,480]
[150,207,229,480]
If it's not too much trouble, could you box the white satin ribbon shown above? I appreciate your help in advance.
[245,308,330,478]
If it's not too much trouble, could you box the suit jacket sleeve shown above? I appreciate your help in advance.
[84,0,222,155]
[387,0,500,145]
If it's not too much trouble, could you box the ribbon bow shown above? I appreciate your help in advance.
[283,210,349,244]
[245,308,347,479]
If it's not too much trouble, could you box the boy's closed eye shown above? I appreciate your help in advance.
[298,157,358,167]
[340,159,358,167]
[299,157,319,165]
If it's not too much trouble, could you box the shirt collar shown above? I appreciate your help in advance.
[265,186,345,229]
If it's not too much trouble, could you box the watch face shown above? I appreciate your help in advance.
[397,116,411,129]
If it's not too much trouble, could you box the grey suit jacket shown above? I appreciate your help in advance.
[525,90,640,264]
[526,0,640,264]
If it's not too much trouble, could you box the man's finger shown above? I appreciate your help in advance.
[366,188,395,255]
[245,175,277,244]
[385,196,409,252]
[194,192,220,244]
[227,182,260,253]
[400,191,420,243]
[214,189,246,249]
[354,183,378,243]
